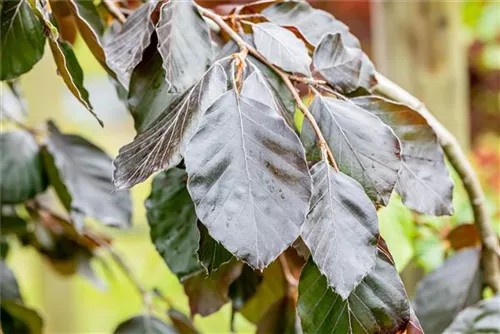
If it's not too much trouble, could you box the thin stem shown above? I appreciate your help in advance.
[221,13,265,20]
[375,73,500,293]
[279,254,298,289]
[103,0,126,24]
[196,5,339,171]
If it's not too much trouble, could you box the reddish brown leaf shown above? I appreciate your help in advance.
[183,260,243,316]
[447,223,480,251]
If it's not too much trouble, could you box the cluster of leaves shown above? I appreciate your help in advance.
[1,0,499,333]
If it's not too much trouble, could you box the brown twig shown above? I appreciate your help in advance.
[196,5,339,171]
[375,73,500,293]
[279,254,298,290]
[103,0,127,24]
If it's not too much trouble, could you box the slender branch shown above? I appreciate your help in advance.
[196,5,339,171]
[103,0,127,24]
[279,254,298,288]
[375,73,500,293]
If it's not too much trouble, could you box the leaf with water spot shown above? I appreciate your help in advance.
[185,69,312,269]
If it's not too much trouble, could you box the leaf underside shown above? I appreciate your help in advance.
[113,58,230,189]
[105,2,156,87]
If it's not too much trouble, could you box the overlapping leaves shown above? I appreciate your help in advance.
[185,69,312,269]
[302,95,401,205]
[353,96,454,215]
[298,247,411,334]
[302,161,379,299]
[113,58,230,189]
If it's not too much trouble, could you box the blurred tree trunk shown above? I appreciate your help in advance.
[372,1,469,149]
[371,1,469,296]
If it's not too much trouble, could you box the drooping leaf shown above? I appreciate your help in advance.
[0,81,28,121]
[443,296,500,334]
[302,161,379,299]
[253,22,311,76]
[198,223,233,274]
[1,301,43,334]
[313,33,363,94]
[156,0,213,92]
[302,95,401,205]
[262,1,360,48]
[0,0,46,80]
[298,250,411,334]
[183,260,243,316]
[185,70,312,270]
[353,96,454,216]
[229,265,263,311]
[104,2,156,87]
[167,309,199,334]
[43,122,131,228]
[0,130,48,204]
[1,261,22,302]
[59,0,107,69]
[128,46,178,132]
[49,37,103,126]
[256,295,301,334]
[146,168,202,281]
[114,316,175,334]
[113,58,230,189]
[413,248,483,334]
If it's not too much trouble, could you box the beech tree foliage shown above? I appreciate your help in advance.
[1,0,498,333]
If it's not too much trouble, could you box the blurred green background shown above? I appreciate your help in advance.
[4,1,499,333]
